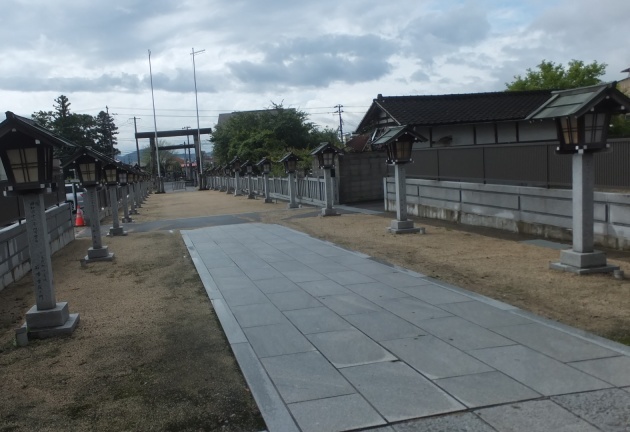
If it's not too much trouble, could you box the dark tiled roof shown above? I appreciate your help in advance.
[344,134,370,152]
[358,90,552,132]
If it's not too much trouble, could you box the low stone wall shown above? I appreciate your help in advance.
[384,178,630,250]
[0,203,75,291]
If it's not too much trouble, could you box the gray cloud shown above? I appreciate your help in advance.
[227,34,395,90]
[402,3,491,61]
[0,69,220,94]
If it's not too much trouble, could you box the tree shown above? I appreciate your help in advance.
[506,60,607,91]
[94,110,119,157]
[211,103,341,172]
[140,140,180,177]
[30,95,119,160]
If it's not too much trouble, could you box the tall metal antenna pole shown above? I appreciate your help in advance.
[148,49,162,179]
[191,47,205,189]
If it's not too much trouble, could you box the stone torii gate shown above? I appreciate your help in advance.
[135,127,212,190]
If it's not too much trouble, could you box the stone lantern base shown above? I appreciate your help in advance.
[388,219,425,234]
[23,302,80,339]
[550,249,619,275]
[85,246,115,263]
[108,227,127,236]
[321,208,340,217]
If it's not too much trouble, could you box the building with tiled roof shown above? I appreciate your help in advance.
[354,90,556,151]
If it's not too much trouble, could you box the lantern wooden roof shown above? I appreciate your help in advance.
[527,82,630,120]
[0,111,79,151]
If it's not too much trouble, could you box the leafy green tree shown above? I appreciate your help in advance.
[31,95,119,160]
[212,103,341,172]
[140,140,180,176]
[94,110,119,157]
[506,60,607,91]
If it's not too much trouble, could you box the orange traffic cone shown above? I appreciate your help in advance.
[75,206,85,227]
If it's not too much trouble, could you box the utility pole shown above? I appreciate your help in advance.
[191,47,205,190]
[132,117,141,166]
[334,104,344,143]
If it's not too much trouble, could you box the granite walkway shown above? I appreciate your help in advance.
[182,223,630,432]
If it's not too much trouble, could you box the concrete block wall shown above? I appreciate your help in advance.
[336,152,388,203]
[384,177,630,250]
[0,203,75,292]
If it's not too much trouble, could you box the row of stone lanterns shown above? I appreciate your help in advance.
[209,147,342,214]
[62,147,149,263]
[0,112,80,339]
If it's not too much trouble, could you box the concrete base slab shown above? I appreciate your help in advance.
[549,261,619,275]
[27,313,80,339]
[388,219,425,234]
[321,208,340,217]
[130,210,139,215]
[108,227,127,236]
[264,198,273,203]
[559,249,608,268]
[122,217,133,223]
[26,302,69,328]
[247,194,256,199]
[287,203,300,209]
[85,246,115,263]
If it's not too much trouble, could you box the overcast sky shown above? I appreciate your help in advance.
[1,0,629,156]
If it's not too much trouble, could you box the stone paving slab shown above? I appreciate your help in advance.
[492,322,620,362]
[340,361,465,422]
[551,389,630,432]
[288,394,386,432]
[260,351,355,403]
[568,355,630,386]
[182,224,630,432]
[307,329,397,368]
[284,307,354,334]
[470,345,612,396]
[475,399,601,432]
[434,370,541,408]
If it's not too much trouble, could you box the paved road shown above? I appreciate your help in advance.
[182,223,630,432]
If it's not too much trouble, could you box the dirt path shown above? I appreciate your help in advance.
[1,187,629,431]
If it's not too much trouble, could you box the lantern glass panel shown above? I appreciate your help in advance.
[263,162,270,174]
[322,151,335,168]
[246,164,253,174]
[79,161,97,183]
[559,117,578,146]
[584,112,607,144]
[118,171,127,184]
[104,166,117,184]
[285,159,297,173]
[7,147,39,185]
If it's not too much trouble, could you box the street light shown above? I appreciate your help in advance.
[311,142,342,216]
[103,162,126,237]
[65,149,115,262]
[279,152,300,209]
[0,113,80,339]
[257,157,273,203]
